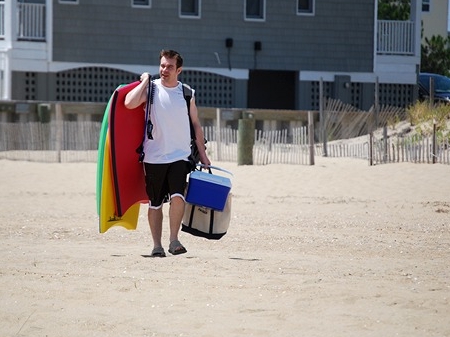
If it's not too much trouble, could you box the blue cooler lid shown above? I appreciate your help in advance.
[190,170,232,188]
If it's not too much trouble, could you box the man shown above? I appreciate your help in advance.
[124,49,210,257]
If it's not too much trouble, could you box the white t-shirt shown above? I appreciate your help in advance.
[142,79,192,164]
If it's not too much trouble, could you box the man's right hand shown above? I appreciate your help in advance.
[140,72,150,83]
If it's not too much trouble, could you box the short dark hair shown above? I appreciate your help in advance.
[160,49,183,68]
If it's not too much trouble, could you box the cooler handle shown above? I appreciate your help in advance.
[196,164,233,177]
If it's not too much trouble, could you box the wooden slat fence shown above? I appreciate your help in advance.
[1,121,448,165]
[252,127,309,165]
[203,126,310,165]
[315,133,450,165]
[0,121,100,162]
[372,134,450,165]
[315,142,370,159]
[323,98,406,141]
[203,126,238,162]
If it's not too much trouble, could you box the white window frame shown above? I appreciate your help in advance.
[132,0,151,8]
[179,0,201,19]
[422,0,430,12]
[296,0,315,16]
[244,0,266,22]
[58,0,79,4]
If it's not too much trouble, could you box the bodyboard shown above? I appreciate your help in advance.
[96,84,125,215]
[96,98,110,215]
[109,81,148,216]
[99,133,140,233]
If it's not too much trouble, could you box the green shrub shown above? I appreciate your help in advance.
[406,101,450,140]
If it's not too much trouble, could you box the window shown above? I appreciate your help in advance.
[245,0,265,21]
[422,0,430,12]
[132,0,151,8]
[58,0,78,4]
[179,0,200,18]
[297,0,314,15]
[18,0,45,3]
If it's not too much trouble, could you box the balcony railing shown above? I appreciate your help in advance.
[377,20,415,55]
[17,2,46,41]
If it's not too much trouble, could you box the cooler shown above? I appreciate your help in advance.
[185,167,232,211]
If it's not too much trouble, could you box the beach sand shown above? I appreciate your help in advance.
[1,157,449,337]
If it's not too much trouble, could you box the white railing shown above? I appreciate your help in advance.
[377,20,415,55]
[17,3,46,41]
[0,2,5,39]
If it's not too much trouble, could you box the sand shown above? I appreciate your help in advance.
[1,157,449,337]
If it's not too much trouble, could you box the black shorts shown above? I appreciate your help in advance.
[144,160,190,208]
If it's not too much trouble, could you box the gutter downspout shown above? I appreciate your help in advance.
[372,0,378,75]
[46,0,53,101]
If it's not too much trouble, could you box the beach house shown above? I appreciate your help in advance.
[0,0,421,111]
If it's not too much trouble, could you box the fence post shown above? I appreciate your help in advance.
[237,111,255,165]
[429,77,435,107]
[216,108,222,161]
[319,77,327,157]
[369,132,373,166]
[383,126,388,163]
[432,119,437,164]
[308,111,315,165]
[55,103,63,163]
[374,77,379,130]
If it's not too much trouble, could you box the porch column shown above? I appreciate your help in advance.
[1,0,14,99]
[410,0,422,58]
[0,51,11,100]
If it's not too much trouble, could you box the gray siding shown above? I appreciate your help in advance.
[53,0,374,73]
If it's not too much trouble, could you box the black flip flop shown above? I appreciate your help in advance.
[151,246,166,257]
[168,240,187,255]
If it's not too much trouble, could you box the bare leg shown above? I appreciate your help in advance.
[148,207,163,249]
[169,196,186,243]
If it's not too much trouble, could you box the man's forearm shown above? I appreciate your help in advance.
[124,80,147,109]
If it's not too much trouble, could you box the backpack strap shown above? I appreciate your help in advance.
[182,83,192,113]
[136,79,154,162]
[182,83,195,140]
[182,82,207,170]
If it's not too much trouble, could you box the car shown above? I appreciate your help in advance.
[418,72,450,104]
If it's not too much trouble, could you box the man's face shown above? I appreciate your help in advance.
[159,56,181,86]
